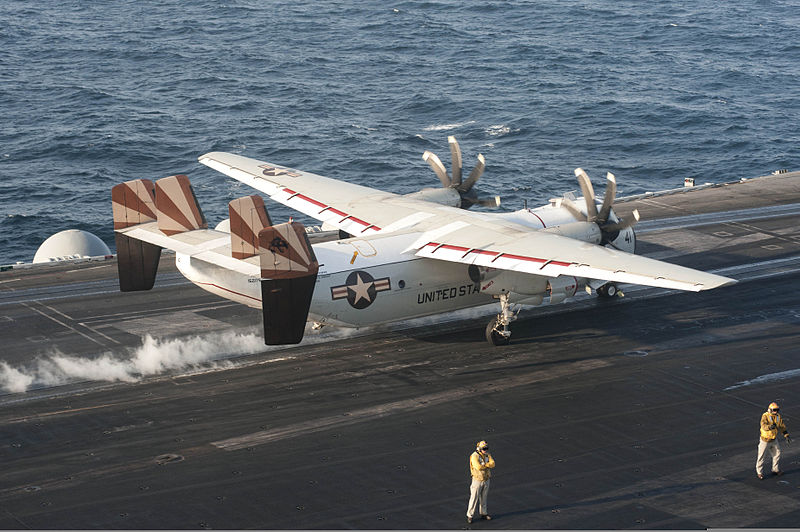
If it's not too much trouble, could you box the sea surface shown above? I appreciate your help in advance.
[2,0,799,264]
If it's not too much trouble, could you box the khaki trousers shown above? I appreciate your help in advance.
[467,478,490,518]
[756,438,781,475]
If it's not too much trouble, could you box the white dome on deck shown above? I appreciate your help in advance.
[33,229,111,263]
[215,218,231,233]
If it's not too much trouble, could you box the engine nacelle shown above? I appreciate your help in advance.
[478,270,548,297]
[548,275,582,304]
[467,264,502,284]
[403,187,462,208]
[541,221,602,244]
[607,225,636,253]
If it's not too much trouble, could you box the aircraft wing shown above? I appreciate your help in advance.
[411,223,734,291]
[199,152,434,237]
[200,151,736,292]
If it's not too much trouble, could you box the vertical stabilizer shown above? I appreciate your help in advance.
[155,174,208,236]
[112,179,157,228]
[111,179,162,291]
[258,222,319,345]
[229,195,272,260]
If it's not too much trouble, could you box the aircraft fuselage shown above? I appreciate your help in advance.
[175,205,636,328]
[176,230,493,328]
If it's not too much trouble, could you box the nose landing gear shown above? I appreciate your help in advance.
[485,293,516,346]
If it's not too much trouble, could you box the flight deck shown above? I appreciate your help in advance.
[1,171,800,529]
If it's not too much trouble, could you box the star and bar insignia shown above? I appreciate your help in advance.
[331,271,391,309]
[259,164,302,178]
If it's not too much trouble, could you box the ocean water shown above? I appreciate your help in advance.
[1,0,798,264]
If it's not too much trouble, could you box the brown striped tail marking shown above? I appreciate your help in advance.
[229,195,272,260]
[111,179,162,292]
[258,222,319,345]
[112,179,157,229]
[155,174,208,236]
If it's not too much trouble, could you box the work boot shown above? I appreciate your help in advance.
[773,470,783,476]
[467,517,472,524]
[482,515,492,520]
[757,473,764,479]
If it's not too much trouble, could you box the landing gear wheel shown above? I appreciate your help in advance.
[485,317,510,346]
[597,283,618,299]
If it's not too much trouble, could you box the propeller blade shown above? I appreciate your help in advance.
[459,153,485,192]
[601,208,640,232]
[423,151,451,188]
[448,136,462,186]
[575,168,598,221]
[556,197,588,221]
[596,172,617,224]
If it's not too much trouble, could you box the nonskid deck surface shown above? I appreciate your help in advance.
[1,171,800,529]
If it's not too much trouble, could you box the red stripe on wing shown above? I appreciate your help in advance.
[423,242,572,268]
[281,188,381,231]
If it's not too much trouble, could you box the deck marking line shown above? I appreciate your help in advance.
[211,358,609,451]
[36,302,122,345]
[725,368,800,391]
[22,302,107,347]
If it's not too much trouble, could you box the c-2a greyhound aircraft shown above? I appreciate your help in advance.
[112,137,735,346]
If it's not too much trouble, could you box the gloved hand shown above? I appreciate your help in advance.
[786,436,792,444]
[769,424,777,430]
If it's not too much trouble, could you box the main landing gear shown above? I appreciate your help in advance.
[485,293,517,346]
[596,282,622,299]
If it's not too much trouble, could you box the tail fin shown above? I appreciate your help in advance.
[111,179,162,291]
[155,175,207,236]
[258,222,319,345]
[229,195,272,259]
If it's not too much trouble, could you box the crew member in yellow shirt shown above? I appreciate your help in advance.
[756,402,791,479]
[467,440,495,523]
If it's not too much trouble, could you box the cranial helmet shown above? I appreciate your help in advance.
[476,440,489,451]
[769,402,780,412]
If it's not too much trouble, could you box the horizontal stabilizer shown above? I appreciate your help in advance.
[258,222,319,345]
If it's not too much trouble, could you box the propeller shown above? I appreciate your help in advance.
[422,136,500,209]
[560,168,640,245]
